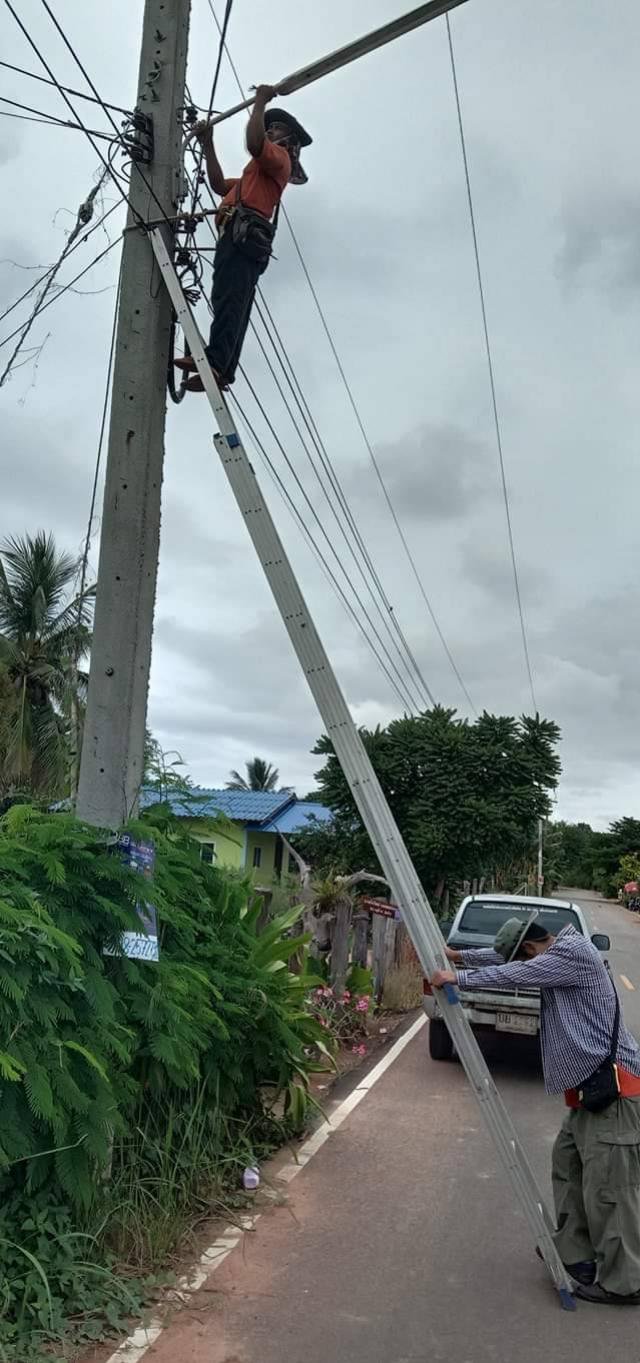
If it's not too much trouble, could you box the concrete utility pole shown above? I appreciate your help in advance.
[76,0,190,827]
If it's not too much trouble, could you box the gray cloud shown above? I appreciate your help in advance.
[351,423,494,524]
[460,538,549,607]
[556,187,640,298]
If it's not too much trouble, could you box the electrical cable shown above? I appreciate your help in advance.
[4,0,168,237]
[252,287,437,709]
[0,94,118,141]
[237,363,420,714]
[187,0,234,222]
[76,252,123,623]
[203,0,475,714]
[68,254,123,800]
[3,0,136,217]
[0,57,133,115]
[0,166,110,386]
[0,234,122,353]
[185,170,429,710]
[181,161,428,712]
[0,199,122,329]
[230,391,415,713]
[35,0,176,224]
[445,13,537,713]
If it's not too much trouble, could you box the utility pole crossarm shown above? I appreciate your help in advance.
[211,0,469,127]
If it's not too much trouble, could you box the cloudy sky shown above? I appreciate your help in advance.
[1,0,639,827]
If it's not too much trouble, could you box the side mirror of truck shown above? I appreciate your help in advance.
[591,933,610,952]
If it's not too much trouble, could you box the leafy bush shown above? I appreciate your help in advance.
[0,805,329,1359]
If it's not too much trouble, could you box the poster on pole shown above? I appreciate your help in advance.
[104,834,159,962]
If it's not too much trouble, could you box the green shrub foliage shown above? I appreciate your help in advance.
[0,805,325,1358]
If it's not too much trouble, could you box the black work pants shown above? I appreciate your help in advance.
[206,226,263,383]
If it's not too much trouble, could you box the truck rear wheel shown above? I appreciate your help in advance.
[428,1018,454,1061]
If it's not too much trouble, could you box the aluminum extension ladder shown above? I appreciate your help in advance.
[149,225,575,1310]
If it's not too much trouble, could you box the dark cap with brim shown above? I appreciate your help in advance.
[264,108,312,147]
[494,913,546,962]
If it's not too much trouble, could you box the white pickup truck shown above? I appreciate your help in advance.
[423,893,611,1061]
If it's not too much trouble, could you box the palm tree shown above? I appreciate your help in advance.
[0,532,94,797]
[226,756,280,792]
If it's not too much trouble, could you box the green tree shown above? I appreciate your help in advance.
[0,532,93,798]
[618,853,640,888]
[227,756,280,792]
[554,817,640,895]
[295,706,561,901]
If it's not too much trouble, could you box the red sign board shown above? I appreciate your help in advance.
[361,896,399,920]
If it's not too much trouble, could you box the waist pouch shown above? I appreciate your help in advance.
[579,1061,621,1113]
[579,988,621,1113]
[231,204,275,273]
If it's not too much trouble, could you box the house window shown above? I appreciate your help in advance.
[200,842,216,864]
[252,846,262,869]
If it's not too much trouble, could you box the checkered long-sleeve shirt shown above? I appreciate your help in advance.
[456,925,640,1093]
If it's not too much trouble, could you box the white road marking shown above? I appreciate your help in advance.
[620,974,635,992]
[105,1015,426,1362]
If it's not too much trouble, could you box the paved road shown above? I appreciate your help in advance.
[143,892,640,1363]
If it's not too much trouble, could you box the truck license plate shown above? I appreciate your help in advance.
[496,1012,538,1036]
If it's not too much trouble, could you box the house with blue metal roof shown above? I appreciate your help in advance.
[139,786,332,879]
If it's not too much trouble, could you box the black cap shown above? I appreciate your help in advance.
[264,107,312,147]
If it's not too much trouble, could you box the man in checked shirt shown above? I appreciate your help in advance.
[432,916,640,1305]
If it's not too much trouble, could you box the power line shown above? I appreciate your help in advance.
[237,364,420,714]
[0,57,133,115]
[178,180,420,713]
[69,253,123,800]
[4,0,167,237]
[0,198,122,329]
[76,254,123,626]
[445,13,537,713]
[182,159,430,712]
[203,0,474,714]
[187,0,235,221]
[0,234,122,353]
[252,287,436,709]
[3,0,133,214]
[0,93,118,141]
[0,166,110,386]
[230,391,415,713]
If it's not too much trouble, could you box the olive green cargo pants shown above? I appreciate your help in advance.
[552,1096,640,1294]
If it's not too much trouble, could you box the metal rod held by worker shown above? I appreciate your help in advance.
[211,0,469,127]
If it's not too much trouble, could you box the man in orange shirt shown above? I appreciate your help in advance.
[175,85,311,392]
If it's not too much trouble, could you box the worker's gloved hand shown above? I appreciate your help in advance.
[431,969,457,989]
[194,119,213,146]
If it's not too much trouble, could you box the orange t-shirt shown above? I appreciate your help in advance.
[218,139,291,223]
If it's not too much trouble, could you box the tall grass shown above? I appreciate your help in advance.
[106,1089,277,1271]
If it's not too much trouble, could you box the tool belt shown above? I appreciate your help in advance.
[230,183,279,273]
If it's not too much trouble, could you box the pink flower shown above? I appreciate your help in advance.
[320,1018,329,1028]
[341,991,351,1003]
[351,1043,367,1056]
[356,997,370,1012]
